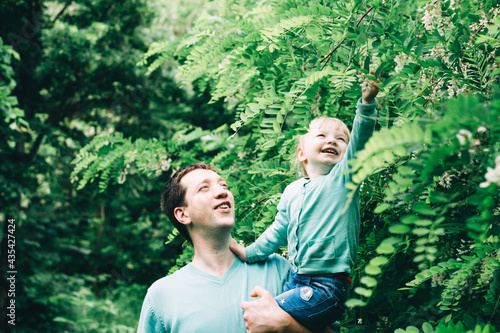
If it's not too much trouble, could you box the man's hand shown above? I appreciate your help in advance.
[361,70,382,105]
[240,286,333,333]
[229,237,248,262]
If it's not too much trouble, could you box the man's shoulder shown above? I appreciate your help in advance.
[266,253,291,265]
[246,254,291,274]
[148,265,191,295]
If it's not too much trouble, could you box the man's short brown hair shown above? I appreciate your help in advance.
[161,162,217,243]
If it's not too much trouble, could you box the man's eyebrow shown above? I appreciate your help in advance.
[196,176,226,186]
[197,178,210,185]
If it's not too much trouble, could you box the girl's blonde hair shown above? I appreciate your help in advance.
[294,117,351,177]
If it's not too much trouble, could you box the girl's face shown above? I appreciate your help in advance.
[297,124,349,179]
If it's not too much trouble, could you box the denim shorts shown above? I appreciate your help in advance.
[274,270,350,329]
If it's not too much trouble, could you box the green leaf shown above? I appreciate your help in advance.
[354,287,373,297]
[361,276,378,287]
[376,243,395,254]
[412,228,430,236]
[389,224,411,234]
[370,256,389,266]
[422,322,434,333]
[365,264,382,275]
[411,202,438,216]
[393,145,407,156]
[406,38,417,51]
[345,299,367,307]
[401,214,420,224]
[375,62,385,79]
[414,219,433,227]
[272,121,281,132]
[374,202,391,214]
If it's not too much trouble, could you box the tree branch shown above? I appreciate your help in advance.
[28,133,45,162]
[318,6,375,70]
[52,0,73,25]
[237,196,269,218]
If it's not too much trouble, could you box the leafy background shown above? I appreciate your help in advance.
[1,0,499,332]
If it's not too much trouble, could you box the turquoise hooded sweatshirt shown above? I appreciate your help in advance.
[246,98,377,275]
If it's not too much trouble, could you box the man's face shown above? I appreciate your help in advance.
[178,169,235,232]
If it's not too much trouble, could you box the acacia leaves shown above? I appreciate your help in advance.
[345,90,500,325]
[72,0,500,330]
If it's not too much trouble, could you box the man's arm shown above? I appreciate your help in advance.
[240,286,334,333]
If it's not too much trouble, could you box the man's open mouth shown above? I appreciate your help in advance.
[215,202,231,210]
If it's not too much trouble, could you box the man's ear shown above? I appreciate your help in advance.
[174,207,191,226]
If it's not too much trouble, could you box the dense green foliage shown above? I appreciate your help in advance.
[0,0,222,331]
[74,0,500,331]
[2,0,499,332]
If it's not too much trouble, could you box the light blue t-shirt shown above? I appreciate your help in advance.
[246,98,378,275]
[137,254,291,333]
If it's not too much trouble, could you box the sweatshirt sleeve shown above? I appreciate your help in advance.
[349,97,378,157]
[245,193,289,264]
[329,98,377,183]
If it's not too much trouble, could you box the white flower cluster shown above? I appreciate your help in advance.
[422,2,439,30]
[470,13,490,32]
[480,155,500,188]
[159,159,171,171]
[447,77,471,98]
[357,72,372,92]
[470,6,500,32]
[416,71,430,86]
[430,43,449,63]
[492,7,500,19]
[438,171,453,188]
[459,59,471,79]
[438,127,489,189]
[456,129,482,148]
[431,271,446,287]
[424,78,445,103]
[394,52,413,74]
[118,168,128,184]
[484,51,500,80]
[422,1,455,36]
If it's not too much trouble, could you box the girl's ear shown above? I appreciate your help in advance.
[297,148,307,162]
[174,207,191,226]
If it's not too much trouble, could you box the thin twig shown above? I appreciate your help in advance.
[472,24,485,37]
[357,6,374,26]
[52,0,73,24]
[237,196,269,218]
[318,6,375,70]
[320,36,347,65]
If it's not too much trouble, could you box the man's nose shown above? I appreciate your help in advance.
[214,186,228,198]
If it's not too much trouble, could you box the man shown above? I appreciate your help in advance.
[137,162,333,332]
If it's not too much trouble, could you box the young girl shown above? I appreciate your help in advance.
[230,78,380,330]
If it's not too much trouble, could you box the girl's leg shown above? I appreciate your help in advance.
[274,274,350,330]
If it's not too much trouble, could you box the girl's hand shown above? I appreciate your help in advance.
[229,237,248,262]
[361,70,382,105]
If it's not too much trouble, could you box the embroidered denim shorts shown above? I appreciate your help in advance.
[274,270,350,329]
